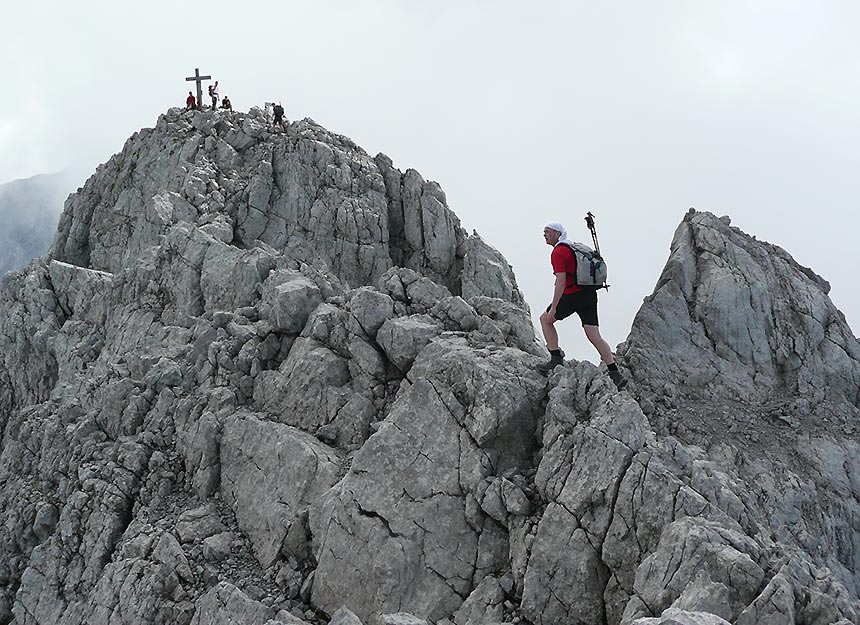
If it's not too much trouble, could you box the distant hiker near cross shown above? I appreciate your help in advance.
[185,67,211,111]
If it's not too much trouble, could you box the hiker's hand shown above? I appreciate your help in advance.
[547,308,557,322]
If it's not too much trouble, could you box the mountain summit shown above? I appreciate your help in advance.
[0,108,858,625]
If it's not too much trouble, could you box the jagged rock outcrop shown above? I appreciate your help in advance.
[309,339,544,622]
[0,108,858,625]
[618,210,860,623]
[620,209,860,412]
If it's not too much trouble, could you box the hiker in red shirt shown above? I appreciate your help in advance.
[537,221,627,389]
[186,92,196,110]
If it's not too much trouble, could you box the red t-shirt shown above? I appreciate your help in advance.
[551,244,582,295]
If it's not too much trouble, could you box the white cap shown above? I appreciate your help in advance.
[545,221,573,246]
[545,221,566,235]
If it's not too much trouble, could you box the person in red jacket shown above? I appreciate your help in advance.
[537,221,627,389]
[186,92,196,110]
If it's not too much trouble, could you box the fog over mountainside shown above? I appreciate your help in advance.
[0,108,858,625]
[0,172,76,276]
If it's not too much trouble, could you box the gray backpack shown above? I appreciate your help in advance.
[559,242,608,288]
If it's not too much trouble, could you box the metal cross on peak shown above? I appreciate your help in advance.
[185,67,211,111]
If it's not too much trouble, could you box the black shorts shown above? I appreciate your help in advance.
[547,289,598,326]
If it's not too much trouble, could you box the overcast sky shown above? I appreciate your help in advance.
[2,1,858,361]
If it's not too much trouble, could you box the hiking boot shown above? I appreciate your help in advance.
[537,352,565,373]
[609,369,628,390]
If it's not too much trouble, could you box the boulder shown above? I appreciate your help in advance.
[176,504,227,544]
[220,413,341,567]
[190,582,275,625]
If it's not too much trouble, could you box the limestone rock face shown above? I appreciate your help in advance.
[220,413,341,567]
[0,110,858,625]
[309,340,545,623]
[620,209,860,410]
[189,582,275,625]
[616,210,860,625]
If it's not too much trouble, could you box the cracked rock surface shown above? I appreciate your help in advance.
[0,109,858,625]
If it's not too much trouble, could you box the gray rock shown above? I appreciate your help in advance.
[181,411,222,498]
[500,478,531,516]
[200,242,274,312]
[260,271,323,334]
[631,608,732,625]
[220,413,341,567]
[49,259,113,325]
[461,233,524,306]
[467,296,542,355]
[521,363,654,625]
[310,378,489,622]
[152,532,193,582]
[32,502,59,540]
[377,614,429,625]
[275,562,304,600]
[430,296,479,331]
[309,339,545,623]
[376,316,442,371]
[176,504,228,544]
[619,209,860,409]
[734,562,795,625]
[671,571,732,622]
[375,159,465,292]
[270,610,312,625]
[347,287,396,338]
[453,575,505,625]
[299,570,314,604]
[628,518,764,620]
[315,423,339,444]
[377,267,453,313]
[477,478,507,523]
[202,532,234,562]
[269,611,313,625]
[330,606,364,625]
[253,336,374,445]
[190,582,275,625]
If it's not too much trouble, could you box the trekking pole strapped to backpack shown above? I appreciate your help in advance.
[573,212,608,289]
[585,212,601,256]
[555,213,610,288]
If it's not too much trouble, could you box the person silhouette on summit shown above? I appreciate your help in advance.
[186,91,196,110]
[537,221,627,390]
[272,102,287,132]
[209,81,219,110]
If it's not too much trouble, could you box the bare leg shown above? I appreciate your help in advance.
[583,324,614,365]
[540,311,560,351]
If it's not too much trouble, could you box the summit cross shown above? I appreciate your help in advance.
[185,67,212,111]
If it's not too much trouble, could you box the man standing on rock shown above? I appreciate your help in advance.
[208,81,219,110]
[186,91,196,110]
[272,102,287,132]
[537,221,627,389]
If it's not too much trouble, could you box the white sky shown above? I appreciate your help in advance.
[2,1,858,361]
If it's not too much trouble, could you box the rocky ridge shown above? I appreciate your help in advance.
[0,107,858,625]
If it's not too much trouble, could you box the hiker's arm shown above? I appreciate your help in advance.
[549,272,566,315]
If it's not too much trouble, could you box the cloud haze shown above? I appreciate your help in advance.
[3,1,858,360]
